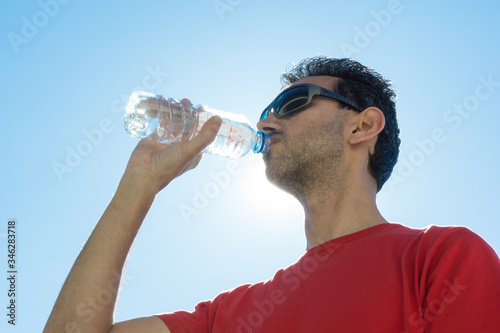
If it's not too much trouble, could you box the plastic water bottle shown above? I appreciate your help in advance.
[124,91,270,159]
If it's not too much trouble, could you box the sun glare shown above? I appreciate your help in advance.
[239,156,303,225]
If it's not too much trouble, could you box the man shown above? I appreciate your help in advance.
[44,57,500,332]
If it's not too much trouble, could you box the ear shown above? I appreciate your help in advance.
[348,107,386,146]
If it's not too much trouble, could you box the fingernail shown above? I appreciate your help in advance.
[211,116,222,130]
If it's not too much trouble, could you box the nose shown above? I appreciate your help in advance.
[257,111,283,134]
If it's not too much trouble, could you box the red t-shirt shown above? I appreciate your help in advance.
[156,223,500,332]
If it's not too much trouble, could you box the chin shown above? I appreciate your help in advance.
[262,149,274,167]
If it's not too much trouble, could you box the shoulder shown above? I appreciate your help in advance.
[403,224,500,285]
[382,224,499,272]
[418,224,497,255]
[411,226,500,330]
[389,223,496,252]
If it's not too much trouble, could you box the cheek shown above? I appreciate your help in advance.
[283,111,346,146]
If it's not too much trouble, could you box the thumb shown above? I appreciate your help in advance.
[188,116,223,154]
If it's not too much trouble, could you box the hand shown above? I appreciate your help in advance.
[120,115,222,194]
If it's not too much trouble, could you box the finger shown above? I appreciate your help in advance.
[155,152,202,192]
[153,116,221,174]
[185,116,222,156]
[154,151,203,193]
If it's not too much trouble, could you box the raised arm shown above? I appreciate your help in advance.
[43,116,222,333]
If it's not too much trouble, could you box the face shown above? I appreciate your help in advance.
[257,76,350,197]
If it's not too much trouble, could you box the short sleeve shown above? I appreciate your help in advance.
[421,227,500,332]
[155,291,229,333]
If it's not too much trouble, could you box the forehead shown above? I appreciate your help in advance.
[291,76,341,90]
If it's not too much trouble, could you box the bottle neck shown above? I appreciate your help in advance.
[254,131,270,154]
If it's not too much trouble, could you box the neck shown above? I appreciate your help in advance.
[298,173,387,250]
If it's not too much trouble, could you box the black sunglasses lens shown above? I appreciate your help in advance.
[274,86,309,116]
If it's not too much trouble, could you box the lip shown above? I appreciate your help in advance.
[270,136,281,146]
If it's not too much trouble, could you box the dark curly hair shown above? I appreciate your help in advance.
[281,56,400,192]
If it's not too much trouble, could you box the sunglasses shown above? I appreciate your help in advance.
[259,83,361,121]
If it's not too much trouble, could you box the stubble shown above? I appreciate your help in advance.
[264,112,348,201]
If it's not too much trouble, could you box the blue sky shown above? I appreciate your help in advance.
[1,0,499,331]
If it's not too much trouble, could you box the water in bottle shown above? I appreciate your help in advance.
[124,91,270,159]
